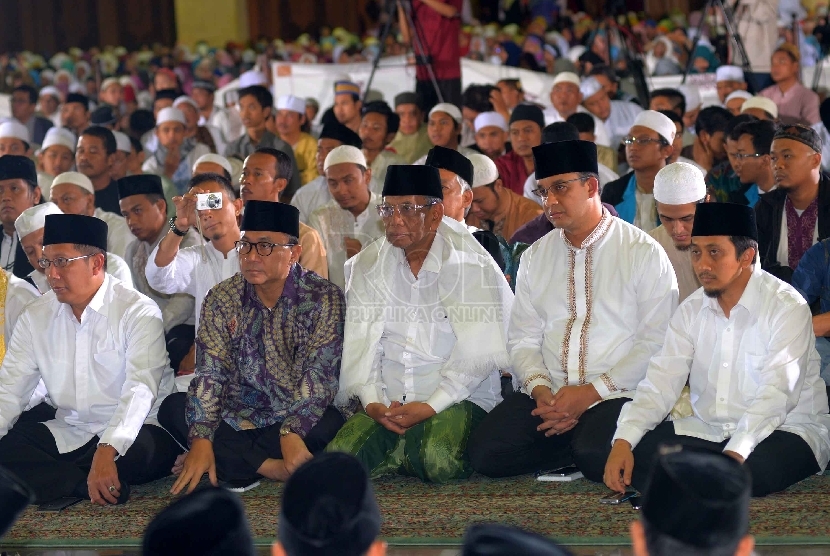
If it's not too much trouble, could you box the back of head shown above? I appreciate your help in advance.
[566,112,595,134]
[723,114,757,139]
[696,106,734,135]
[462,84,496,113]
[542,122,580,144]
[463,523,573,556]
[650,88,685,114]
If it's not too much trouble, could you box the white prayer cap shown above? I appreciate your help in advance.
[156,107,186,126]
[631,110,676,144]
[429,103,463,124]
[579,76,604,100]
[324,145,367,172]
[653,162,707,205]
[725,90,752,104]
[678,85,701,111]
[100,77,120,91]
[39,85,61,99]
[52,171,94,195]
[68,82,85,94]
[41,127,76,153]
[193,153,233,175]
[474,112,508,132]
[173,95,199,111]
[468,152,499,187]
[0,121,30,145]
[112,130,131,153]
[14,202,63,239]
[740,96,779,118]
[238,70,267,88]
[276,95,306,114]
[716,65,744,83]
[552,72,581,88]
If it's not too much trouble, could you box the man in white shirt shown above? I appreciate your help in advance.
[580,76,642,148]
[359,101,406,192]
[329,165,514,483]
[425,145,474,224]
[0,213,178,505]
[142,107,211,197]
[0,156,42,280]
[467,140,678,478]
[50,172,134,259]
[37,127,76,198]
[605,203,830,496]
[543,72,611,147]
[191,80,244,146]
[308,146,383,289]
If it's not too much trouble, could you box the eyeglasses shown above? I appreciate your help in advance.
[532,176,586,199]
[235,240,295,256]
[732,152,765,160]
[376,202,437,219]
[38,253,94,269]
[622,136,666,146]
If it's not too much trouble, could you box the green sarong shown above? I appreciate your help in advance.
[327,401,486,484]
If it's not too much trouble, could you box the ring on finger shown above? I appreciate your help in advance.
[108,485,117,493]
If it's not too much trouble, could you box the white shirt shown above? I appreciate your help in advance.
[513,211,679,398]
[0,232,16,273]
[523,164,619,206]
[141,143,212,182]
[604,100,644,148]
[776,207,819,268]
[292,176,331,225]
[371,238,502,413]
[0,274,174,455]
[93,207,135,260]
[2,271,39,344]
[542,106,612,147]
[614,267,830,468]
[308,192,385,289]
[28,252,134,294]
[200,105,244,145]
[145,240,239,329]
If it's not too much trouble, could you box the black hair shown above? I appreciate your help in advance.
[696,106,734,135]
[542,121,580,143]
[650,88,686,115]
[189,172,237,201]
[238,85,274,112]
[129,109,157,138]
[730,236,759,261]
[730,120,777,155]
[643,520,739,556]
[154,88,179,103]
[657,109,684,134]
[462,84,496,113]
[128,135,143,154]
[74,244,108,272]
[496,78,523,91]
[253,147,293,182]
[588,64,619,85]
[723,114,756,138]
[80,126,117,155]
[566,112,595,134]
[361,101,400,134]
[13,85,37,104]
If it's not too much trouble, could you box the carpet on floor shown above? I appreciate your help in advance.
[2,473,830,548]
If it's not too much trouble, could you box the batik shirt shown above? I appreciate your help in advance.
[186,266,345,445]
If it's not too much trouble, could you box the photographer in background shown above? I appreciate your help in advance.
[735,0,780,92]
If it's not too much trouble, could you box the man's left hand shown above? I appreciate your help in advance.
[550,384,601,421]
[87,445,121,506]
[281,433,313,475]
[385,402,436,429]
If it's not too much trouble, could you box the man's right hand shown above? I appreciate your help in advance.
[530,385,575,436]
[172,187,204,230]
[365,402,408,435]
[603,439,635,493]
[170,438,218,495]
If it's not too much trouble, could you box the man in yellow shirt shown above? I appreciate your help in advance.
[389,92,432,164]
[276,95,318,186]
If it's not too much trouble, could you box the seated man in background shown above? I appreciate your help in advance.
[605,203,830,497]
[359,101,405,190]
[474,111,509,160]
[275,95,318,185]
[329,165,513,484]
[36,127,76,198]
[425,145,474,226]
[0,156,42,280]
[728,119,778,206]
[389,92,432,164]
[415,103,478,164]
[141,107,210,196]
[566,112,618,173]
[495,104,544,195]
[164,201,345,493]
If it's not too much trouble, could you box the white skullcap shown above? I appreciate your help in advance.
[429,103,462,124]
[474,112,508,132]
[740,96,779,118]
[119,75,133,87]
[173,95,199,111]
[468,153,499,187]
[716,65,745,83]
[100,77,120,91]
[579,76,604,100]
[631,110,676,144]
[39,85,61,99]
[238,70,267,88]
[0,121,30,145]
[41,127,76,153]
[276,95,306,114]
[14,202,63,239]
[52,171,94,195]
[68,82,85,94]
[193,153,233,175]
[324,145,367,172]
[725,90,752,104]
[678,85,701,111]
[156,107,186,126]
[552,72,581,88]
[112,130,131,153]
[653,162,707,205]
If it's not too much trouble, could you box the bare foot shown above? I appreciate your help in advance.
[171,453,187,476]
[256,458,290,481]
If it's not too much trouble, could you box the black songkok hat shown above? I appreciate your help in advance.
[533,140,598,180]
[426,145,474,186]
[509,103,545,130]
[241,200,300,238]
[90,105,117,126]
[117,174,164,200]
[462,523,573,556]
[642,449,751,550]
[279,452,381,556]
[394,91,422,109]
[142,487,255,556]
[319,122,363,149]
[0,465,34,538]
[0,155,37,182]
[382,165,443,200]
[43,213,108,251]
[773,123,822,153]
[191,80,217,93]
[691,202,758,241]
[65,93,89,109]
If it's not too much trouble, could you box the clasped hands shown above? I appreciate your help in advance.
[531,384,601,437]
[365,401,436,434]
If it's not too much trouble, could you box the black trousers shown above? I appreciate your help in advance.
[158,392,345,483]
[0,421,180,504]
[416,77,462,116]
[468,393,631,478]
[628,421,821,497]
[17,402,57,424]
[166,323,195,373]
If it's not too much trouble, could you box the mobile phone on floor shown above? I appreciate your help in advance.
[535,465,584,481]
[629,496,642,510]
[599,490,638,504]
[37,497,84,512]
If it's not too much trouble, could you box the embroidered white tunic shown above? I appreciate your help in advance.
[511,210,679,398]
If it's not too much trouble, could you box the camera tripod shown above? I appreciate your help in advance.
[683,0,753,89]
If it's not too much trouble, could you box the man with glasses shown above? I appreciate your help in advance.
[602,111,676,232]
[0,213,179,506]
[728,120,778,207]
[161,201,346,493]
[328,165,514,483]
[468,140,677,479]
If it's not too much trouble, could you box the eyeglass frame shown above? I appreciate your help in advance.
[376,201,439,219]
[732,152,765,160]
[37,253,95,269]
[532,175,590,200]
[621,136,669,147]
[234,240,297,257]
